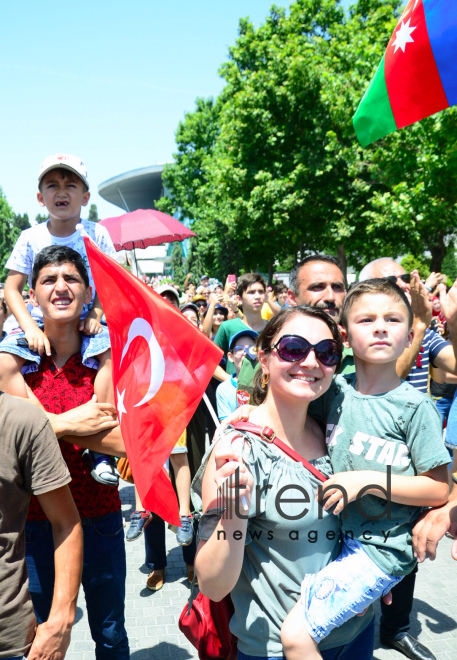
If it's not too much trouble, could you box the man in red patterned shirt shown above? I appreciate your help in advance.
[22,245,130,659]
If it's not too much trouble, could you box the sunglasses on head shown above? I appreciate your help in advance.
[385,274,411,284]
[267,334,341,366]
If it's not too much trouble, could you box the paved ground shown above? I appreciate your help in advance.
[66,480,457,659]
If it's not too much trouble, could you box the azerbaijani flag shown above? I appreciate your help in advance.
[353,0,457,147]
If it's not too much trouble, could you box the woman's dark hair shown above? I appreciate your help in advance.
[31,245,90,289]
[252,306,342,405]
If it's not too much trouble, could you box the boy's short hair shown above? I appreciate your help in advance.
[341,278,413,329]
[236,273,266,297]
[38,167,89,193]
[31,245,89,289]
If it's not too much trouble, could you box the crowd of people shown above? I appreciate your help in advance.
[1,152,457,660]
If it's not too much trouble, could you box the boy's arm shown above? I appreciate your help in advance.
[396,271,430,379]
[5,270,52,355]
[79,291,104,336]
[202,293,220,337]
[320,465,449,515]
[30,485,82,660]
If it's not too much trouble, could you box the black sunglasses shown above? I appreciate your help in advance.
[385,274,411,284]
[267,334,341,366]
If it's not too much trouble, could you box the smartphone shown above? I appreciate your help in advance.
[227,274,236,283]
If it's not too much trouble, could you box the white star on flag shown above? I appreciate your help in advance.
[392,18,417,53]
[117,388,127,424]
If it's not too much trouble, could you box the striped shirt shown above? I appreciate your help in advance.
[407,328,449,393]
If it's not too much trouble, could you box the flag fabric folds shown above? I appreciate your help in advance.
[84,237,223,525]
[353,0,457,147]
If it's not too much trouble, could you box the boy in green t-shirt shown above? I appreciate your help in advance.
[281,279,450,660]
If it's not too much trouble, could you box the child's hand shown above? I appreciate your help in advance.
[220,404,255,430]
[25,325,52,356]
[80,316,103,336]
[317,471,377,515]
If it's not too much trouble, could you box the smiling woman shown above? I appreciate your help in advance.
[192,307,377,660]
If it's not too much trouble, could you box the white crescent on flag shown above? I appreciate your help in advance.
[119,317,166,409]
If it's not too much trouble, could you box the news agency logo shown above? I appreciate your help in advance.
[216,465,392,522]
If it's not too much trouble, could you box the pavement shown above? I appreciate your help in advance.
[66,480,457,659]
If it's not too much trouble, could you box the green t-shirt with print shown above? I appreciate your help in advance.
[309,374,450,576]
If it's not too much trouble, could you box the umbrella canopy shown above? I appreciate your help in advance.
[99,208,196,251]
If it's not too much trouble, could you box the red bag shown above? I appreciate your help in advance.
[179,591,237,660]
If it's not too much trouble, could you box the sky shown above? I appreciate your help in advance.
[0,0,350,223]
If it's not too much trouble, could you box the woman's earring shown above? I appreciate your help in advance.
[261,372,269,389]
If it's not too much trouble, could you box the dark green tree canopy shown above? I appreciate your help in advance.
[160,0,457,279]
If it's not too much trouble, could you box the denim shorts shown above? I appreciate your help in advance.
[301,538,403,642]
[0,324,110,368]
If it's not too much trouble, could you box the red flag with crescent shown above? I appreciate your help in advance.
[83,236,223,525]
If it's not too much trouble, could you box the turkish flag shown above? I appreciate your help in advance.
[83,237,223,524]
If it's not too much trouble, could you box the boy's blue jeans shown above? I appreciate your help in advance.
[25,510,129,659]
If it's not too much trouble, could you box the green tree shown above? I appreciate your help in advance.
[0,188,20,281]
[184,0,403,278]
[88,203,99,223]
[35,213,48,224]
[13,213,31,231]
[163,0,457,277]
[185,237,206,283]
[441,242,457,285]
[400,254,431,279]
[157,97,220,221]
[170,241,185,287]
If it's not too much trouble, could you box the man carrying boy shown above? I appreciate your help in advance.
[1,152,115,378]
[19,245,129,658]
[0,152,119,486]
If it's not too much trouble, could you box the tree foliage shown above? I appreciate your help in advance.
[88,203,100,223]
[170,241,185,287]
[35,213,48,224]
[0,188,20,281]
[14,213,31,232]
[400,254,430,279]
[161,0,457,279]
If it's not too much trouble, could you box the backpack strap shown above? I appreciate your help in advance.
[232,421,328,483]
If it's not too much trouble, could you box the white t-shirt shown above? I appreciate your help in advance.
[6,219,117,321]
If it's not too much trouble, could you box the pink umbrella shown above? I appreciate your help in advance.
[100,208,196,251]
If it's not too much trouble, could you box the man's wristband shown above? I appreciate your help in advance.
[424,285,433,292]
